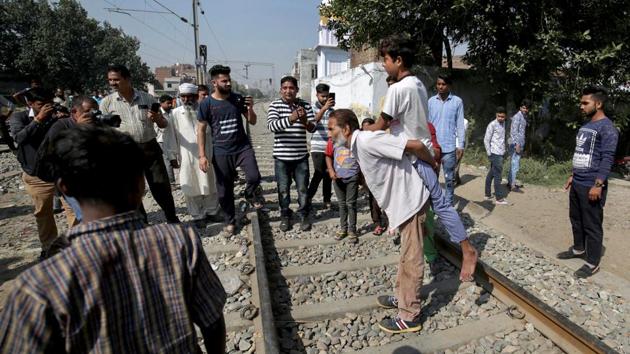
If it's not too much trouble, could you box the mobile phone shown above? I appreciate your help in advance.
[138,104,149,110]
[329,92,335,101]
[150,103,160,113]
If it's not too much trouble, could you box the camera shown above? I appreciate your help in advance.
[52,103,70,115]
[89,110,121,127]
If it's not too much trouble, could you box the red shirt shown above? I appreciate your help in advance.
[428,122,442,164]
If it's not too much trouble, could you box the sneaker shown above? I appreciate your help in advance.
[378,316,422,334]
[373,225,385,236]
[347,231,359,244]
[376,295,398,309]
[299,216,311,231]
[334,230,347,241]
[279,217,291,232]
[511,186,524,193]
[575,264,600,278]
[556,248,586,260]
[495,198,509,205]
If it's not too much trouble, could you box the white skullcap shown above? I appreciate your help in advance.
[179,83,198,94]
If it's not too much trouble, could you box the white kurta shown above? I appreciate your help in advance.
[166,105,219,216]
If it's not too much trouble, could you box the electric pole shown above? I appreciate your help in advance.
[192,0,202,84]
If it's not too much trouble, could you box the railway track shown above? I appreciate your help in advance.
[207,105,617,354]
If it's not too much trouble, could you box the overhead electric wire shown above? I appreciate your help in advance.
[197,1,228,61]
[151,0,189,24]
[143,1,191,39]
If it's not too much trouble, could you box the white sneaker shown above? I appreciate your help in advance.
[495,198,509,205]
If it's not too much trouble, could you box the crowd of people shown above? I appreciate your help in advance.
[0,33,619,351]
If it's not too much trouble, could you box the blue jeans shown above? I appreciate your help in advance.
[485,154,504,199]
[64,195,82,223]
[441,150,457,205]
[414,160,467,243]
[274,156,310,218]
[507,144,521,187]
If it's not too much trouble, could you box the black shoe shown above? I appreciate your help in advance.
[376,295,398,309]
[299,217,311,231]
[393,235,401,246]
[279,217,291,232]
[378,316,422,334]
[557,248,586,260]
[575,264,600,278]
[167,217,181,224]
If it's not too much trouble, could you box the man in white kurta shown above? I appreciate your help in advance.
[166,83,220,224]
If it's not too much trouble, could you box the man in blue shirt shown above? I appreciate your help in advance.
[557,86,618,278]
[428,74,465,206]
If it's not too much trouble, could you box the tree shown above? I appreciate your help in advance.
[0,0,155,93]
[321,0,630,156]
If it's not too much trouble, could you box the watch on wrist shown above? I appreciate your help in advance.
[594,181,605,188]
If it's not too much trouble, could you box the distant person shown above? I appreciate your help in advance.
[267,76,316,232]
[307,83,335,210]
[326,111,360,243]
[100,64,179,223]
[0,95,16,151]
[197,65,263,235]
[484,107,508,205]
[557,86,618,278]
[12,77,42,106]
[157,94,177,183]
[328,109,477,334]
[428,74,466,206]
[0,125,227,353]
[53,88,66,107]
[507,99,530,192]
[168,84,222,229]
[9,88,77,259]
[198,84,210,102]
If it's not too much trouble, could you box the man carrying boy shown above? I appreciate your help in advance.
[484,107,509,205]
[307,83,335,210]
[326,111,360,244]
[366,35,472,265]
[329,109,477,333]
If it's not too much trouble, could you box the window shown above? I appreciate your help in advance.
[167,83,172,88]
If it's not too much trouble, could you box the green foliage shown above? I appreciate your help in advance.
[322,0,630,154]
[0,0,154,92]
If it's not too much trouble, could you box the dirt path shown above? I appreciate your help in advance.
[453,164,630,295]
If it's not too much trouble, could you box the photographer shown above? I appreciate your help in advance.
[99,64,179,224]
[9,88,75,259]
[0,125,227,353]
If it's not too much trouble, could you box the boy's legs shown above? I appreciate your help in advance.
[492,154,504,199]
[414,160,467,243]
[441,151,457,205]
[423,208,438,263]
[333,179,348,231]
[307,152,332,205]
[346,176,359,234]
[485,156,494,198]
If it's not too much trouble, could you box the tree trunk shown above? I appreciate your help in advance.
[443,35,453,70]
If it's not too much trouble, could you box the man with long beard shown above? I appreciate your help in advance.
[166,83,221,228]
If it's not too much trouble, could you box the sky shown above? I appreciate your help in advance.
[78,0,322,87]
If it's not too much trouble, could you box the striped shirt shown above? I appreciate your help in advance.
[0,211,226,354]
[310,102,333,153]
[267,98,316,160]
[100,90,158,143]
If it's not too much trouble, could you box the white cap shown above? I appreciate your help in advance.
[179,83,198,95]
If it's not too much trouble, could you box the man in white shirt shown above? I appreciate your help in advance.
[166,84,221,228]
[483,107,508,205]
[329,109,477,334]
[156,94,176,183]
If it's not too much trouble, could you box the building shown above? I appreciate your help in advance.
[154,63,198,90]
[291,49,317,100]
[315,13,350,79]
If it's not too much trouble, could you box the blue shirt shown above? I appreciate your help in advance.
[197,93,250,155]
[572,117,618,187]
[428,93,465,153]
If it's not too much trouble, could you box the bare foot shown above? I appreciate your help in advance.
[459,239,478,282]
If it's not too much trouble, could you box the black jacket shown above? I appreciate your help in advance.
[9,110,55,175]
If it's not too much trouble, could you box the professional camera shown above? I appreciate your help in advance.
[89,110,121,128]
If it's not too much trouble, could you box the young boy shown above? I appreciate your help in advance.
[366,35,475,275]
[326,112,360,244]
[360,118,387,235]
[307,83,335,209]
[483,107,508,205]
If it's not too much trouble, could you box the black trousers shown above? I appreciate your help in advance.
[307,152,332,204]
[138,139,178,223]
[213,148,261,225]
[0,119,16,150]
[569,183,607,266]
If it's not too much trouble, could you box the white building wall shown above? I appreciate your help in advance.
[311,62,388,122]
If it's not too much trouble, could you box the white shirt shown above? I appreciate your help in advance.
[381,76,433,158]
[350,130,429,231]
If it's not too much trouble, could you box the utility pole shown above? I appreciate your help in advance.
[243,64,251,80]
[192,0,202,84]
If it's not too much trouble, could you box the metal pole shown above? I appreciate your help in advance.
[192,0,201,84]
